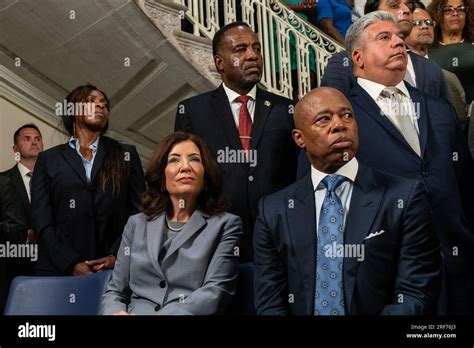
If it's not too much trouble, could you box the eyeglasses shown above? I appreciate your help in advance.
[443,5,467,15]
[413,19,436,27]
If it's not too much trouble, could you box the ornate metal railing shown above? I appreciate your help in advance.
[179,0,344,99]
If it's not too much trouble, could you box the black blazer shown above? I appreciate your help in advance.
[175,85,298,261]
[31,137,145,275]
[1,165,31,227]
[1,165,36,280]
[0,175,28,310]
[254,165,441,315]
[321,50,449,100]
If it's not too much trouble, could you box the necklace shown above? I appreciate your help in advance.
[166,218,185,232]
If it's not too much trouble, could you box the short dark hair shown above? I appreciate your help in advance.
[142,131,229,220]
[212,21,251,57]
[14,123,42,145]
[413,1,426,9]
[364,0,415,14]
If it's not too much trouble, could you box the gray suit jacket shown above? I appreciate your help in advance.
[101,210,242,315]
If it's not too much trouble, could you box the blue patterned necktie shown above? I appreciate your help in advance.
[314,174,346,315]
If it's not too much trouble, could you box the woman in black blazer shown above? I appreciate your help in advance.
[31,84,145,275]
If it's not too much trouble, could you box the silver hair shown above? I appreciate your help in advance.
[345,11,398,57]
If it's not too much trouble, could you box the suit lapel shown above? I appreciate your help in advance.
[407,85,429,157]
[60,145,88,185]
[250,88,272,150]
[350,84,420,158]
[146,215,165,277]
[162,210,207,265]
[287,174,317,314]
[11,165,30,213]
[343,165,384,312]
[90,138,105,185]
[210,86,242,150]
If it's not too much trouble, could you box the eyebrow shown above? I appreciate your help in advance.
[315,107,353,116]
[168,152,201,157]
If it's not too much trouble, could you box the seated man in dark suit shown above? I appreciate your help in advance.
[254,87,442,315]
[300,11,474,314]
[320,0,448,100]
[175,22,298,262]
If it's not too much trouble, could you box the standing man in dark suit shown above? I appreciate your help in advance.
[0,176,28,313]
[32,85,145,276]
[1,124,43,279]
[175,22,298,261]
[320,0,448,100]
[320,12,473,314]
[254,87,441,315]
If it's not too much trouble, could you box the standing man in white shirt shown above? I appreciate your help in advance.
[1,123,44,277]
[344,11,474,314]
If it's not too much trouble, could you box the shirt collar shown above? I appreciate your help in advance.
[68,136,100,153]
[17,162,31,177]
[357,77,411,100]
[222,83,257,104]
[311,157,359,191]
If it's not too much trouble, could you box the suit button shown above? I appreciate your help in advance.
[154,304,161,311]
[248,175,254,182]
[422,171,429,176]
[159,280,166,288]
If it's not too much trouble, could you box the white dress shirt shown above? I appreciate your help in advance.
[357,78,420,135]
[68,136,100,182]
[222,83,257,127]
[311,158,359,234]
[17,162,32,202]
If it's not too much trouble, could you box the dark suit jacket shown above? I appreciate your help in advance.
[254,164,442,315]
[298,82,474,276]
[321,51,448,100]
[31,137,145,275]
[0,176,28,310]
[1,165,35,281]
[175,85,298,261]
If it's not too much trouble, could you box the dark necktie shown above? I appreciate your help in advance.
[235,95,253,152]
[26,171,33,201]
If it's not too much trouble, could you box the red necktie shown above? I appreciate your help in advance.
[236,95,253,152]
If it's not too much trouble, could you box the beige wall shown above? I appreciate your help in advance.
[0,97,67,172]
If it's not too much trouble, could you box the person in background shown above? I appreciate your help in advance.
[31,84,145,276]
[1,124,43,281]
[427,0,473,107]
[314,0,353,45]
[320,0,449,101]
[428,0,472,45]
[101,132,242,315]
[405,6,468,127]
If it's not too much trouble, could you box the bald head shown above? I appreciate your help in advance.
[292,87,359,173]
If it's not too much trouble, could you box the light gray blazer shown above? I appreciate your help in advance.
[101,210,242,315]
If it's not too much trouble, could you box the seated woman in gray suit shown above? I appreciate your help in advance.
[101,131,242,315]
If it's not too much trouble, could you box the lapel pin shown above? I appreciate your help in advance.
[264,100,271,107]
